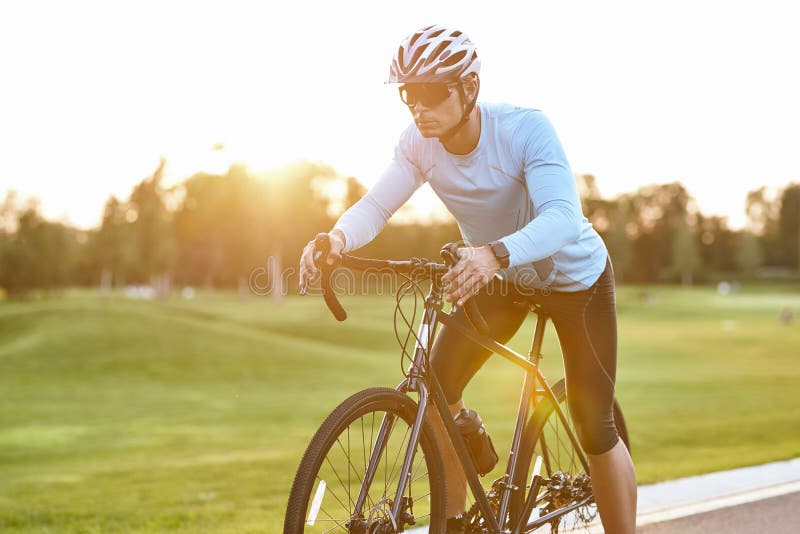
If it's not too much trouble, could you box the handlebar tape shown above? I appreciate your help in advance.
[314,233,347,321]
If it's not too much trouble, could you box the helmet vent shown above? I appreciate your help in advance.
[408,42,428,67]
[426,41,450,65]
[409,31,423,49]
[442,50,466,67]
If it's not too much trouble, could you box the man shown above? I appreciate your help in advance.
[299,24,637,533]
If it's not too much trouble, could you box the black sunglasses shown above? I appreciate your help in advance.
[398,82,459,108]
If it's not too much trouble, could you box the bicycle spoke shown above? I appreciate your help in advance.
[361,416,367,481]
[540,429,553,476]
[384,424,412,494]
[409,451,429,502]
[321,458,355,513]
[411,470,430,485]
[522,388,602,533]
[412,491,431,504]
[383,418,394,497]
[320,440,383,523]
[333,423,380,513]
[318,507,348,532]
[347,425,351,510]
[370,411,375,470]
[334,436,366,487]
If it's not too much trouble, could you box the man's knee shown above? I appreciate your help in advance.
[568,399,619,455]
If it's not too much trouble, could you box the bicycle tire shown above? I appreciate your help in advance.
[284,387,447,533]
[508,378,630,533]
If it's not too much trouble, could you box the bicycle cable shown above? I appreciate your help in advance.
[392,271,431,379]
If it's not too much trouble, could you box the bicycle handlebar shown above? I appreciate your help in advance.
[311,233,490,335]
[313,233,347,321]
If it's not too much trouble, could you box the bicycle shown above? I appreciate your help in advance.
[285,235,630,533]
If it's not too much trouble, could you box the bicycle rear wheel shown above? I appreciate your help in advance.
[509,378,630,533]
[284,387,446,533]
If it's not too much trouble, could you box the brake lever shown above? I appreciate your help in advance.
[439,243,491,336]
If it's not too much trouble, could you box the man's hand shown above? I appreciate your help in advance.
[441,245,501,306]
[299,230,346,295]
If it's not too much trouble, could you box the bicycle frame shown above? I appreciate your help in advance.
[352,276,590,534]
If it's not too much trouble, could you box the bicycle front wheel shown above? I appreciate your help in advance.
[284,387,446,533]
[509,378,630,533]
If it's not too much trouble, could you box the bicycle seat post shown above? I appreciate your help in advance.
[527,306,549,368]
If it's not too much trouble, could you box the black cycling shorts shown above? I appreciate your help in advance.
[429,257,620,455]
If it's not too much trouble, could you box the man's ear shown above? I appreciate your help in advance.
[462,74,480,101]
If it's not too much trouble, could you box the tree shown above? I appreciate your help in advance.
[172,172,229,287]
[264,161,337,295]
[576,173,603,217]
[778,183,800,270]
[127,158,177,293]
[671,213,700,285]
[746,186,779,235]
[89,196,136,288]
[696,214,738,277]
[344,176,367,211]
[736,231,763,278]
[619,182,694,282]
[0,200,80,295]
[745,186,781,267]
[583,196,633,282]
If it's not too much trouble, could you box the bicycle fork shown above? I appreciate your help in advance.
[353,307,439,529]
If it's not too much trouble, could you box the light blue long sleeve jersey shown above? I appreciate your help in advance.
[333,102,609,292]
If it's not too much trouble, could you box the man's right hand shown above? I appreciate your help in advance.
[299,230,346,295]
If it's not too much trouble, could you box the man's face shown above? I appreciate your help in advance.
[399,82,464,138]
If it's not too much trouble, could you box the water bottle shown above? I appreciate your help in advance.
[454,408,498,476]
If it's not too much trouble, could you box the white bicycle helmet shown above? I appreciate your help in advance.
[388,24,481,84]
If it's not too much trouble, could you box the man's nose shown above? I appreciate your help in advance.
[410,101,428,117]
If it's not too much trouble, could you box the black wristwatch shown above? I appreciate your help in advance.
[488,240,510,268]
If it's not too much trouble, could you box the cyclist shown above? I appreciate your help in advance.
[299,24,637,533]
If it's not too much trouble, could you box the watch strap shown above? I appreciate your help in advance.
[489,240,510,268]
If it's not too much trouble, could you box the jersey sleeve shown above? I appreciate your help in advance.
[332,132,426,253]
[500,111,583,267]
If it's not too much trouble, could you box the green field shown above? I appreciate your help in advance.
[1,285,799,532]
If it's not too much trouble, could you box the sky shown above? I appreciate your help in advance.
[1,0,798,230]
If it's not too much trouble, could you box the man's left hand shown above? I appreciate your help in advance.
[442,246,501,306]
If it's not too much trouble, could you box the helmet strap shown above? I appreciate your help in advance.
[438,77,480,144]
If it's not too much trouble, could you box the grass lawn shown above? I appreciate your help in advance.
[0,284,798,532]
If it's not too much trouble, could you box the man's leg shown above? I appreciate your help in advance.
[427,280,529,518]
[547,261,637,533]
[425,399,467,516]
[587,438,637,534]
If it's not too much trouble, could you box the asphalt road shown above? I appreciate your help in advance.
[637,490,800,534]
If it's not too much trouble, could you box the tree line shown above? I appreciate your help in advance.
[1,160,798,297]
